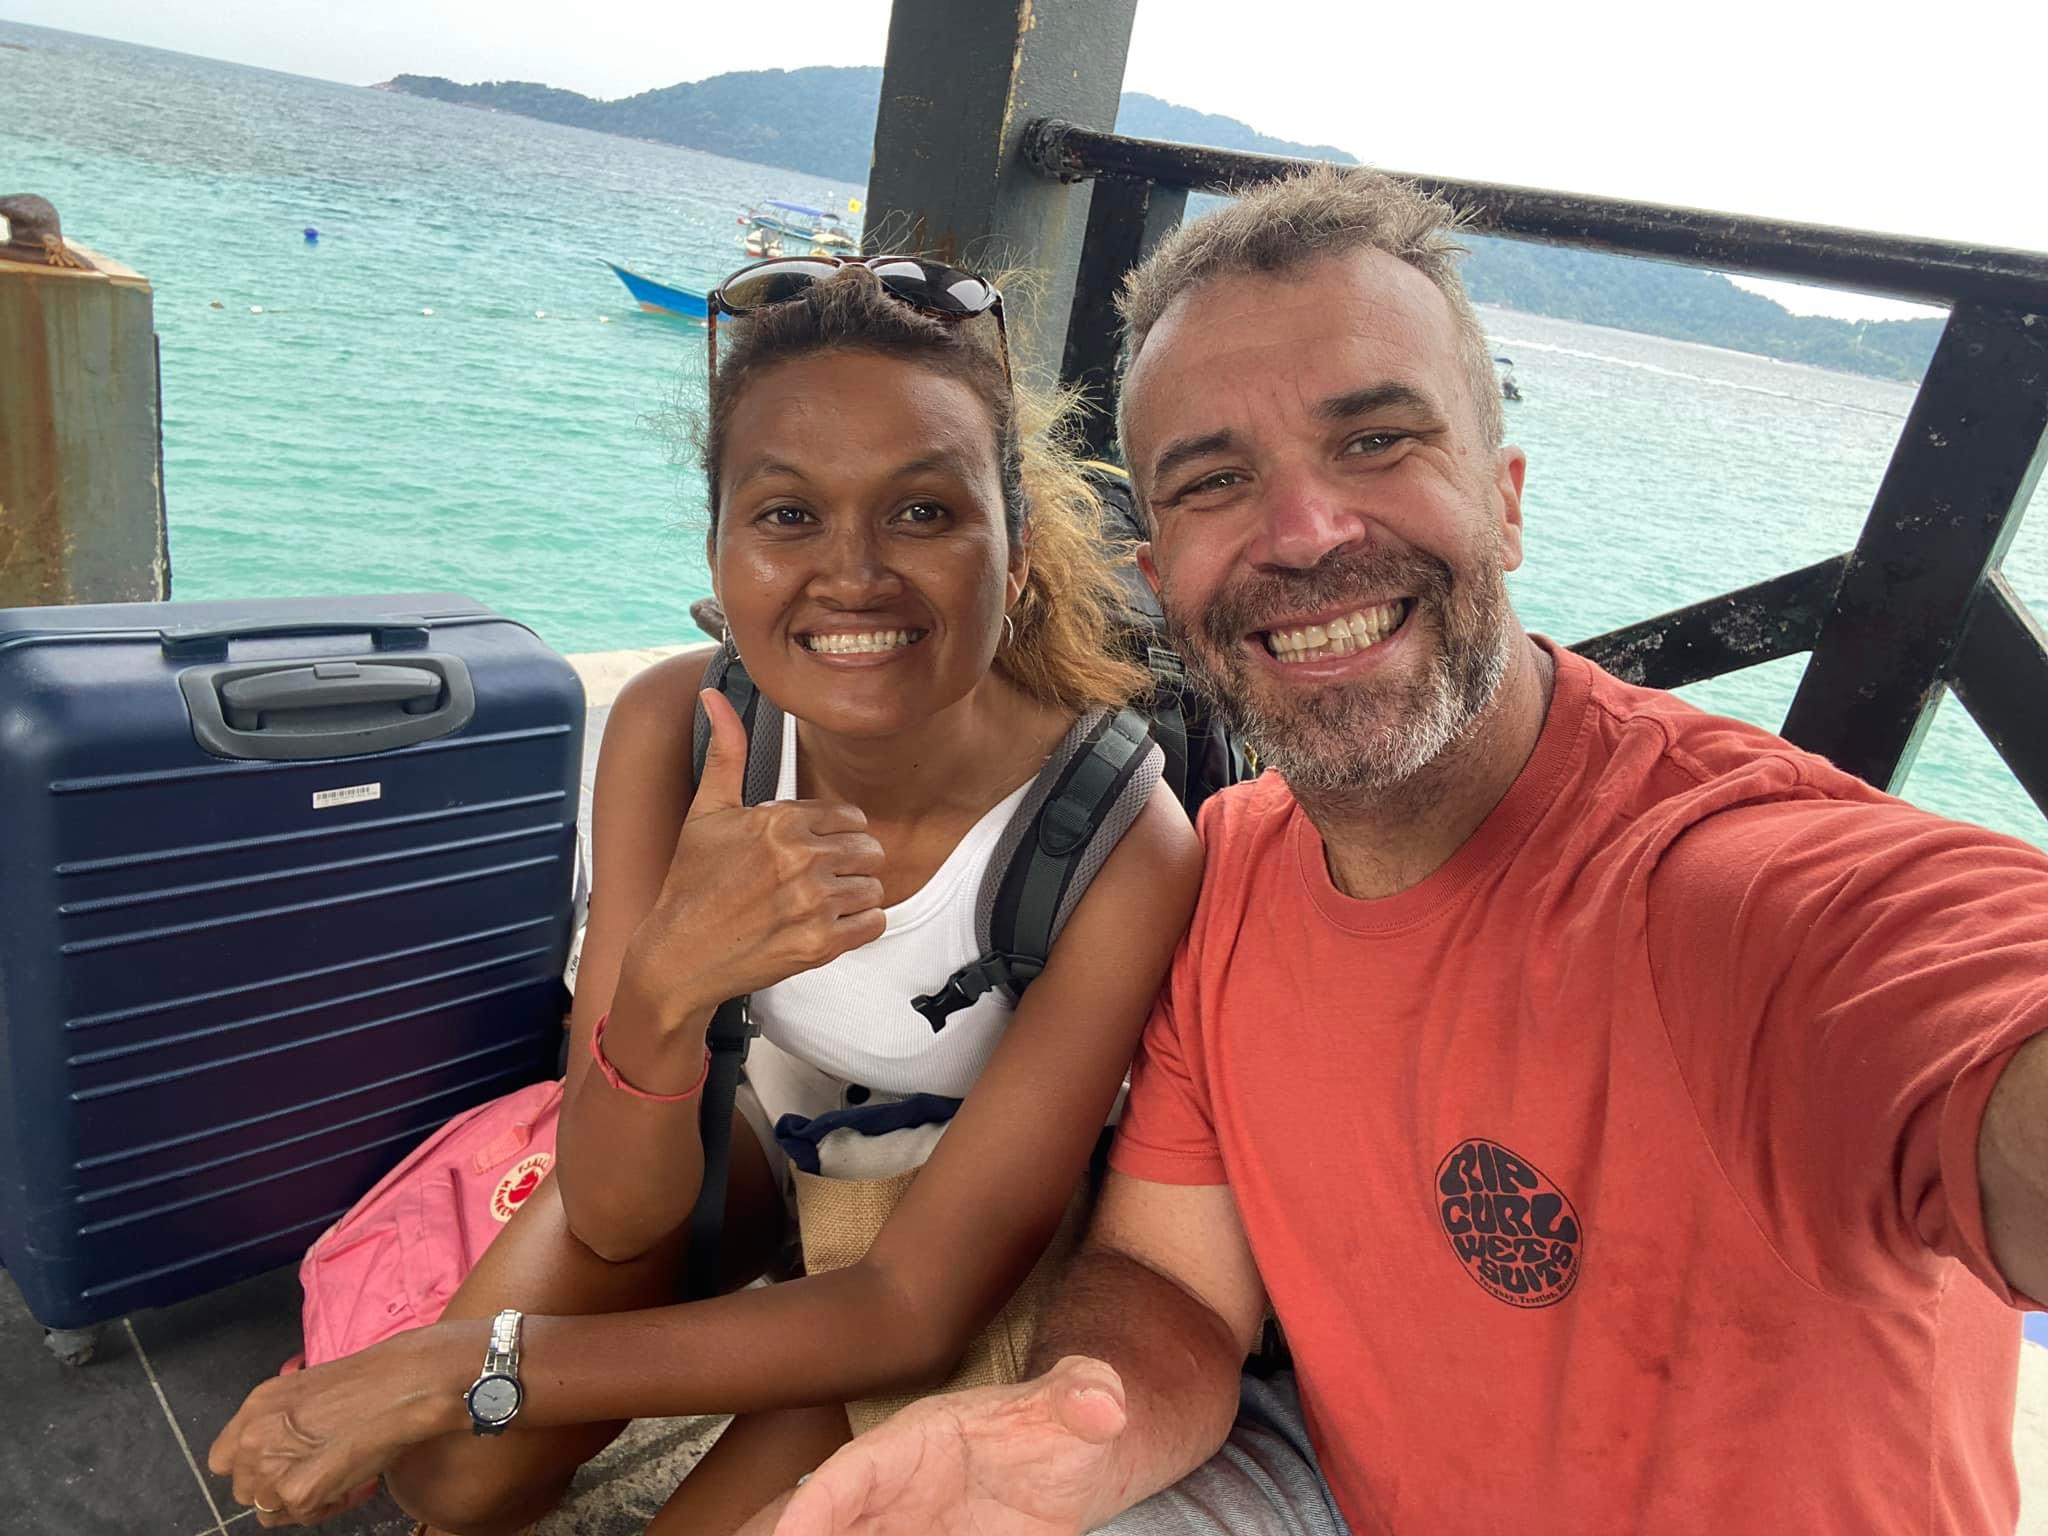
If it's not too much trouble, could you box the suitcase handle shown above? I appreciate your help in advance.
[179,653,477,760]
[219,662,443,730]
[161,617,431,659]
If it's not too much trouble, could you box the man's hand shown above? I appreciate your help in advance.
[738,1358,1132,1536]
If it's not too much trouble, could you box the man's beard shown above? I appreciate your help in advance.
[1163,541,1515,802]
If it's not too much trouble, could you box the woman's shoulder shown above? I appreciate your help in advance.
[611,643,720,723]
[599,642,721,801]
[1055,774,1202,944]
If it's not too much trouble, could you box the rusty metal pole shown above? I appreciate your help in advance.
[863,0,1141,388]
[0,199,169,606]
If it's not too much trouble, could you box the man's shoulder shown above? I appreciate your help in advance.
[1194,770,1301,857]
[1563,651,2044,883]
[1567,648,1878,813]
[1178,773,1304,925]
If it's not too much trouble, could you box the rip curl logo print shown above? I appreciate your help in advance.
[1436,1139,1582,1307]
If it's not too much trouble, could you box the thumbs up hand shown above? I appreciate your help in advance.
[684,685,753,822]
[621,691,888,1033]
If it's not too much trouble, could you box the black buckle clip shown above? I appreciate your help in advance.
[911,953,1043,1032]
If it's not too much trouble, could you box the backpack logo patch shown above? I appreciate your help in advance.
[1435,1139,1581,1308]
[490,1153,553,1223]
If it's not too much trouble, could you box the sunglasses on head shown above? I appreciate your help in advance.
[705,255,1008,380]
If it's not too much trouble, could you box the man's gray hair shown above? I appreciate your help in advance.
[1115,164,1505,463]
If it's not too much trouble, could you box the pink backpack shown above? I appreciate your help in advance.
[297,1078,563,1366]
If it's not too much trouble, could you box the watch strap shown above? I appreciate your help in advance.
[483,1309,522,1378]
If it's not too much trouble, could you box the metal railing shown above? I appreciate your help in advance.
[1022,119,2048,805]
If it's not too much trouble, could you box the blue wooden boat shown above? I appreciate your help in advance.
[601,260,709,320]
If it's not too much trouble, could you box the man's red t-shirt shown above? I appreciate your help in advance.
[1112,642,2046,1534]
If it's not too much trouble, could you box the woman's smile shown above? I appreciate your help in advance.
[797,626,932,659]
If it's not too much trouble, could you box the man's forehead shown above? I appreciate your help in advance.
[1123,248,1462,463]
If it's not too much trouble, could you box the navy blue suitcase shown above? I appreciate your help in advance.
[0,594,583,1338]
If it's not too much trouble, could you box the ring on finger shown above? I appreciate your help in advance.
[254,1501,280,1514]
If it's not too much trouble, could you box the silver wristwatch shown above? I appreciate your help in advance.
[464,1309,524,1436]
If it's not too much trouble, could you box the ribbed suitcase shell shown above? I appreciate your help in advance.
[0,594,582,1328]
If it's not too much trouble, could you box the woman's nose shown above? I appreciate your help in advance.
[810,523,903,603]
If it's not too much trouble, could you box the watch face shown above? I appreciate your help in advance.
[468,1374,521,1425]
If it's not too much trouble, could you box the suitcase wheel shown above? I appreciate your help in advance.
[43,1325,102,1367]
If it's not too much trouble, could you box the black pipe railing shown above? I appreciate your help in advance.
[1022,121,2048,310]
[1023,118,2048,813]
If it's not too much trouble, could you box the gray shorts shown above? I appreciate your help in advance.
[1093,1371,1350,1536]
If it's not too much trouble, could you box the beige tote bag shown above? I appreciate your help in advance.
[792,1164,1091,1434]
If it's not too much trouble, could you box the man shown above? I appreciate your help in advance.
[743,166,2048,1535]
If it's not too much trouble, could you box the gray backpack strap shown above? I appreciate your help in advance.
[911,707,1163,1031]
[680,646,782,1300]
[689,645,786,807]
[682,995,750,1301]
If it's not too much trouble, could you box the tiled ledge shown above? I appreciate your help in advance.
[566,642,707,711]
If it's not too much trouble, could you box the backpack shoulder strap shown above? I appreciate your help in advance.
[689,646,786,808]
[681,645,782,1300]
[1139,644,1192,807]
[682,995,750,1301]
[911,707,1163,1031]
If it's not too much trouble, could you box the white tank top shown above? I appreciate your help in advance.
[747,721,1033,1099]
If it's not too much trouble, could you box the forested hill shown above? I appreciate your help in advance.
[379,67,1941,381]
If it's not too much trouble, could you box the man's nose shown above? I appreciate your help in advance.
[1251,465,1368,571]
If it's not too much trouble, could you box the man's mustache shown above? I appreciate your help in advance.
[1178,549,1458,659]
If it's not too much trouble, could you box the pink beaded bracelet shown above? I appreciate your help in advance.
[589,1011,711,1102]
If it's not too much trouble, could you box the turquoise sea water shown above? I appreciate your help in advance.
[4,21,2044,849]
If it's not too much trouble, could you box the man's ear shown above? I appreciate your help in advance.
[1495,448,1528,574]
[1136,542,1162,597]
[705,528,721,605]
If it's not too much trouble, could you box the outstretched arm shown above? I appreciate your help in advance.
[739,1172,1268,1536]
[1980,1032,2048,1301]
[1027,1175,1269,1521]
[1646,795,2048,1308]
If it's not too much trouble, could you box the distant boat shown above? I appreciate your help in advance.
[601,260,709,320]
[737,199,858,257]
[1494,354,1523,402]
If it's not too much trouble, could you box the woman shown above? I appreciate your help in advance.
[207,258,1203,1535]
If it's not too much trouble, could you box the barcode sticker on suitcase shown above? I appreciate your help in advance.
[312,782,382,809]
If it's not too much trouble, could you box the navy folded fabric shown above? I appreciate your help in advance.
[774,1093,964,1175]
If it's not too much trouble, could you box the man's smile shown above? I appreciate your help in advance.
[1258,599,1412,665]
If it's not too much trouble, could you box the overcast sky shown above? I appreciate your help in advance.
[13,0,2042,320]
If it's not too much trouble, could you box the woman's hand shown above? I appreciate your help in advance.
[206,1327,469,1526]
[620,689,887,1026]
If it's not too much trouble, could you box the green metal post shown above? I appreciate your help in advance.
[864,0,1142,387]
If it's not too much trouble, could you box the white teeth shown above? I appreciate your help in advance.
[803,629,919,655]
[1263,601,1406,663]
